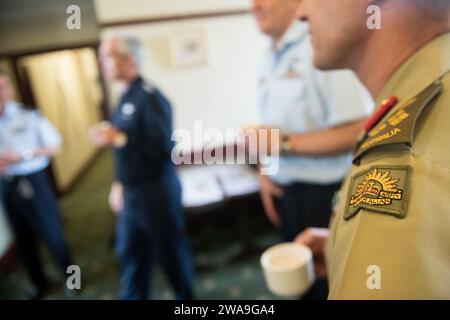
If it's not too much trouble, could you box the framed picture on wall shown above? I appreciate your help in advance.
[169,29,209,68]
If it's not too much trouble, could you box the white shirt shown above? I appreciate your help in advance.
[258,21,374,185]
[0,101,61,176]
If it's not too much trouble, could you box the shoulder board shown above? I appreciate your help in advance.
[141,81,156,94]
[353,79,443,164]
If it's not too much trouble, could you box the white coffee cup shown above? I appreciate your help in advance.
[260,242,315,298]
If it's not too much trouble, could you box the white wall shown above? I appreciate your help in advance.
[97,0,268,151]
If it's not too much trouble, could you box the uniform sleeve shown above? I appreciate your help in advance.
[328,160,450,299]
[139,91,173,162]
[35,112,62,148]
[315,70,374,127]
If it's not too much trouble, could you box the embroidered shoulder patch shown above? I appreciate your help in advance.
[344,166,411,220]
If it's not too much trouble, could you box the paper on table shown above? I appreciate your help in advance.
[213,165,260,198]
[179,164,261,208]
[178,166,225,208]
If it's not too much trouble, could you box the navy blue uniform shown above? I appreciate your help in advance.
[112,76,194,300]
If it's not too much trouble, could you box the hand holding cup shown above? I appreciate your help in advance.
[261,242,315,298]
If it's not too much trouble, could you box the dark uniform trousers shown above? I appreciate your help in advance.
[116,169,194,300]
[0,170,72,289]
[274,180,341,300]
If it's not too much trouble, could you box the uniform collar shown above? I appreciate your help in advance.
[376,31,450,106]
[121,75,142,99]
[273,21,308,53]
[130,75,143,88]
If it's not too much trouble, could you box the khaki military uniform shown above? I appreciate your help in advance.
[326,32,450,299]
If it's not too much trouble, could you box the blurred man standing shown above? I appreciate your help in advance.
[296,0,450,299]
[0,69,73,299]
[250,0,373,299]
[92,37,194,300]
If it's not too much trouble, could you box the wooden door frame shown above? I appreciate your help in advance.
[0,42,110,195]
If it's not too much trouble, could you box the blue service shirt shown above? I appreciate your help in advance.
[112,76,175,186]
[258,21,374,185]
[0,101,61,176]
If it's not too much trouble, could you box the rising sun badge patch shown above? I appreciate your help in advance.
[344,166,411,220]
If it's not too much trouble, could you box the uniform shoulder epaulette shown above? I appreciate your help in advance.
[353,78,444,164]
[141,81,156,94]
